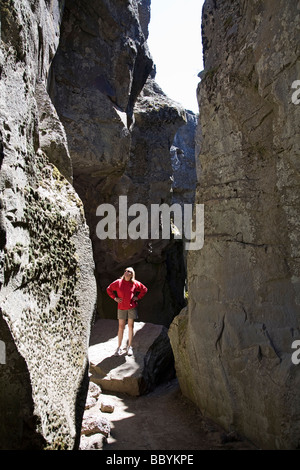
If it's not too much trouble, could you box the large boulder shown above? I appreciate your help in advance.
[89,319,175,396]
[0,0,96,449]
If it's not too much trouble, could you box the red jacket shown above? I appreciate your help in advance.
[106,278,148,310]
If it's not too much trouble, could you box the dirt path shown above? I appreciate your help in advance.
[83,319,257,451]
[98,379,256,451]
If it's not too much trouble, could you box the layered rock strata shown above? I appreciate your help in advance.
[0,0,96,449]
[169,0,300,449]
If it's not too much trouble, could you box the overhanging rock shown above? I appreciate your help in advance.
[89,320,175,396]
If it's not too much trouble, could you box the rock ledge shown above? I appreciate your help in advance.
[89,319,175,396]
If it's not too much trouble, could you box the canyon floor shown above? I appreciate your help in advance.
[83,320,257,451]
[97,378,257,451]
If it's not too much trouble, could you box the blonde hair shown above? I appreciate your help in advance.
[121,267,135,282]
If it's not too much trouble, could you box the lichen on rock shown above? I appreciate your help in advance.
[0,0,96,450]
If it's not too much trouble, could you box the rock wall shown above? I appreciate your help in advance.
[0,0,189,449]
[171,110,198,207]
[169,0,300,449]
[0,0,96,449]
[50,0,187,327]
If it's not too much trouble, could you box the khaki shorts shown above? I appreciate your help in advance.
[117,308,138,320]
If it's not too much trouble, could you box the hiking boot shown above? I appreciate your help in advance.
[114,347,122,356]
[127,346,133,356]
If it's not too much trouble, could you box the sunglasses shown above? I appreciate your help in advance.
[124,270,133,274]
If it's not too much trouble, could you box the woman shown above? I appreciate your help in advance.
[106,267,148,356]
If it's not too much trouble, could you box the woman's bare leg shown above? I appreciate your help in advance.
[127,318,134,347]
[118,319,126,348]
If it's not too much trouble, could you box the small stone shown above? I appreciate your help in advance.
[80,434,106,450]
[89,381,102,399]
[85,395,97,410]
[81,416,110,438]
[85,381,102,409]
[100,401,115,413]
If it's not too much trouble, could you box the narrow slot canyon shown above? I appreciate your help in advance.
[0,0,299,452]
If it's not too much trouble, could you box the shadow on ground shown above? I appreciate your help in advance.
[101,379,257,451]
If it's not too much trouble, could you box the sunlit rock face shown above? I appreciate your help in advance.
[171,110,198,207]
[0,0,97,449]
[50,0,187,327]
[169,0,300,450]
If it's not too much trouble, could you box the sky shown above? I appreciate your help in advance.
[147,0,205,114]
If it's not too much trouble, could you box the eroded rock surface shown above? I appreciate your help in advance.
[0,0,96,449]
[171,110,198,206]
[169,0,300,450]
[50,0,187,327]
